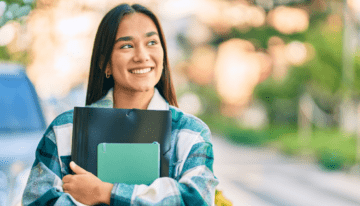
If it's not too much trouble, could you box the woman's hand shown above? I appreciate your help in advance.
[62,161,113,205]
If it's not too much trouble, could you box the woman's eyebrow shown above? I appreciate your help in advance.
[115,32,158,43]
[146,31,158,37]
[115,36,133,43]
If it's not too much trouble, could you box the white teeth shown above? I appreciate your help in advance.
[130,68,152,74]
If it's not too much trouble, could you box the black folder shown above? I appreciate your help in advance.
[71,107,172,177]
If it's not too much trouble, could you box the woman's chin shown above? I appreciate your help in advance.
[117,85,155,94]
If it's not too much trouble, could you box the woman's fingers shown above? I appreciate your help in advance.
[62,174,72,183]
[62,182,69,192]
[70,161,88,174]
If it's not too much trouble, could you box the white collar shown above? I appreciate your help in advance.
[91,88,169,110]
[147,88,169,110]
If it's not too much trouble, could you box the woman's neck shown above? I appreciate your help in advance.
[112,87,155,110]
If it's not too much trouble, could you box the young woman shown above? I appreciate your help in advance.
[23,3,218,206]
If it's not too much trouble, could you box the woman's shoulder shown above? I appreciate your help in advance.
[169,105,212,142]
[48,109,75,128]
[41,109,74,146]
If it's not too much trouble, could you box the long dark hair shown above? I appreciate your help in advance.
[85,4,178,107]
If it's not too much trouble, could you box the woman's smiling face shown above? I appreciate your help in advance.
[106,12,164,94]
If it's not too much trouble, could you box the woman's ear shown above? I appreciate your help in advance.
[104,64,112,79]
[105,65,111,76]
[99,55,112,75]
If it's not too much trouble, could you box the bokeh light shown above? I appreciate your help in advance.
[0,1,6,17]
[214,39,261,107]
[187,45,216,85]
[0,21,16,46]
[285,41,308,66]
[268,6,309,34]
[348,0,360,13]
[178,92,203,115]
[268,36,289,81]
[186,19,212,46]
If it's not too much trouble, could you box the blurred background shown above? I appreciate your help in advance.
[1,0,360,205]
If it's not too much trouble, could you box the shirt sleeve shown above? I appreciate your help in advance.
[110,127,219,206]
[22,127,86,206]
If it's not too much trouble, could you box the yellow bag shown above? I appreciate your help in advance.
[215,190,232,206]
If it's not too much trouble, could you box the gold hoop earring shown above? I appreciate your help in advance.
[106,73,110,79]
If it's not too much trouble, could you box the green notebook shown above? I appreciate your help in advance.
[97,143,160,185]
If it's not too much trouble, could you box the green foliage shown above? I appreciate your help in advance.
[193,6,359,171]
[0,0,34,63]
[187,84,271,145]
[201,111,299,146]
[250,12,350,126]
[268,125,298,140]
[225,126,269,146]
[0,46,10,60]
[254,67,311,125]
[312,130,356,171]
[318,150,346,170]
[210,26,306,50]
[278,129,357,171]
[0,45,29,64]
[189,83,222,116]
[0,0,35,27]
[208,10,355,127]
[299,18,343,94]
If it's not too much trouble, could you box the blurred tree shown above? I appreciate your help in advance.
[0,0,35,27]
[0,0,35,64]
[204,0,356,133]
[243,7,350,127]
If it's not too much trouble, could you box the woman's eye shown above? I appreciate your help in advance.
[121,44,133,49]
[148,40,158,46]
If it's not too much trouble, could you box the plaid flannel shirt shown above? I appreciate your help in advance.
[22,88,219,206]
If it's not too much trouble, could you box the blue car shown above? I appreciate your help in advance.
[0,63,46,206]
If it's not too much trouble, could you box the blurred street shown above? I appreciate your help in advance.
[212,135,360,206]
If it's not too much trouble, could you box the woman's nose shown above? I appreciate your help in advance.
[133,45,150,63]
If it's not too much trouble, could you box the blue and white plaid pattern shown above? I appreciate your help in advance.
[22,88,219,206]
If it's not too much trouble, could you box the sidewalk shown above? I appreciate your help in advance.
[212,135,360,206]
